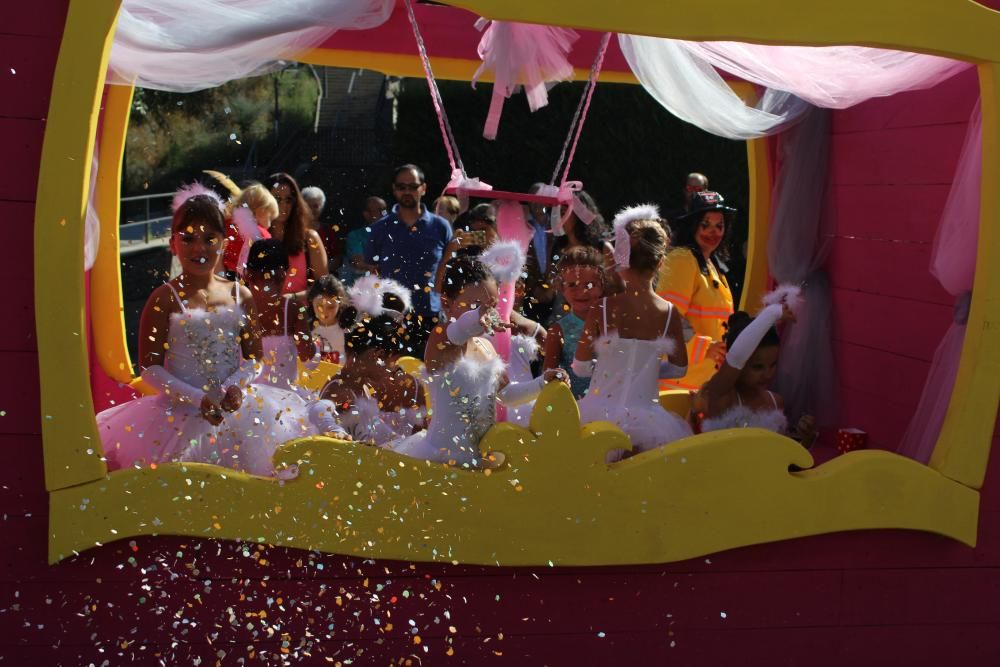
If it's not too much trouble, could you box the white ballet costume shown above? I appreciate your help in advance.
[390,339,505,468]
[98,284,322,477]
[700,391,788,434]
[313,322,346,364]
[256,295,348,436]
[506,334,540,427]
[338,393,426,445]
[577,299,693,462]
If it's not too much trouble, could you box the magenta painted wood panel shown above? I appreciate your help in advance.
[1,5,999,666]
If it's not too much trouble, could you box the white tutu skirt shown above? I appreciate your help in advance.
[98,384,319,477]
[578,397,692,462]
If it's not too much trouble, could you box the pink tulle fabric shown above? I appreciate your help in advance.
[681,42,971,110]
[473,21,578,139]
[897,100,981,464]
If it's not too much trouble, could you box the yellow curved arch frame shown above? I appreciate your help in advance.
[38,0,999,564]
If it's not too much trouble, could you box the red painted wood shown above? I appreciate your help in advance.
[0,35,60,120]
[827,235,951,305]
[831,287,952,362]
[4,1,68,38]
[832,68,980,134]
[829,183,951,244]
[0,351,41,435]
[0,201,37,352]
[0,119,45,202]
[829,122,968,187]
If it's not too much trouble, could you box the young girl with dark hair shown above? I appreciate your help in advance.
[97,186,334,477]
[320,276,426,444]
[389,256,568,468]
[575,205,693,462]
[694,288,817,445]
[268,172,328,296]
[543,246,607,399]
[307,274,349,364]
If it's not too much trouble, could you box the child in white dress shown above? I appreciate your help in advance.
[97,186,329,476]
[390,256,568,468]
[245,239,348,437]
[321,276,426,444]
[307,274,348,364]
[574,205,693,462]
[694,286,817,446]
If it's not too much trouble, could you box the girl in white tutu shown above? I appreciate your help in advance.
[694,287,817,446]
[390,256,568,468]
[97,185,334,476]
[574,205,693,462]
[321,276,427,444]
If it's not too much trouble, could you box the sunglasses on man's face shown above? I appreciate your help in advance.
[393,182,423,192]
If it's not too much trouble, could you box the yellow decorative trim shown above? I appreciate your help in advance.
[92,84,134,384]
[447,0,1000,62]
[49,384,979,564]
[39,0,996,564]
[35,0,122,490]
[929,63,1000,487]
[741,135,772,310]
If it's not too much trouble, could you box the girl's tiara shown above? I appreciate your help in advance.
[171,182,226,214]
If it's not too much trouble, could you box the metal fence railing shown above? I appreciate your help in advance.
[120,192,174,254]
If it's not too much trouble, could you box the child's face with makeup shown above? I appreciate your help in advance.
[312,294,342,326]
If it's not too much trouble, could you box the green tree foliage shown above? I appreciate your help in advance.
[124,67,319,195]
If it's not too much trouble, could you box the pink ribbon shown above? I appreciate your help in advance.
[535,181,596,236]
[612,221,631,270]
[445,168,492,213]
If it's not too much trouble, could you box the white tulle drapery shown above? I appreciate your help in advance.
[897,100,982,464]
[109,0,393,92]
[618,36,811,140]
[679,42,971,110]
[767,107,837,428]
[619,35,972,140]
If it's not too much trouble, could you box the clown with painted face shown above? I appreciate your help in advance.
[656,191,737,391]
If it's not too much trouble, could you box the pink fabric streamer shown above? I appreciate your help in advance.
[473,20,578,140]
[898,100,982,464]
[479,240,527,423]
[231,206,264,277]
[534,181,595,236]
[680,42,971,110]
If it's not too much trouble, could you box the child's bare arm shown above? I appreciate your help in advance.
[543,323,563,370]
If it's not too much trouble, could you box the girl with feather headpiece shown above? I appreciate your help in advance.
[574,204,693,462]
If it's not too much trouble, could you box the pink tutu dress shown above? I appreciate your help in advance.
[577,299,693,461]
[98,284,320,476]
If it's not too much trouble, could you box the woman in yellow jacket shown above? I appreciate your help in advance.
[656,191,736,390]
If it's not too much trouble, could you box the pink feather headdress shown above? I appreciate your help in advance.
[611,204,661,270]
[171,182,225,213]
[479,240,526,284]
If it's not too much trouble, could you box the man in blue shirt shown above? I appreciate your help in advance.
[364,164,452,358]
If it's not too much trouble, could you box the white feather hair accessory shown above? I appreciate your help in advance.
[348,275,412,321]
[479,240,526,284]
[171,182,225,213]
[761,283,804,314]
[230,206,263,276]
[611,204,661,269]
